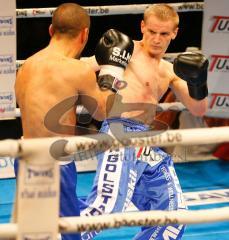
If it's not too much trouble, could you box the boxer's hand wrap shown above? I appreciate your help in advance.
[95,29,134,92]
[173,52,209,100]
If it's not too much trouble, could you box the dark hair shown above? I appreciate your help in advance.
[52,3,90,38]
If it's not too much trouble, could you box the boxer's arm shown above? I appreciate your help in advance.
[81,56,100,72]
[79,29,134,120]
[168,53,208,116]
[82,29,134,93]
[170,76,208,116]
[173,52,209,100]
[78,64,112,121]
[95,29,134,93]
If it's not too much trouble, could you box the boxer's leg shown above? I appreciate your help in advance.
[59,162,81,240]
[80,119,140,240]
[132,148,186,240]
[80,146,137,239]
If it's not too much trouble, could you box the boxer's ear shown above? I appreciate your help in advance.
[49,24,54,37]
[80,27,89,45]
[172,27,178,40]
[140,20,145,34]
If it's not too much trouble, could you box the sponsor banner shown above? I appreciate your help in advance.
[126,188,229,211]
[207,55,229,93]
[184,189,229,206]
[17,153,59,240]
[202,0,229,118]
[202,0,229,51]
[0,0,16,120]
[208,93,229,118]
[0,157,15,178]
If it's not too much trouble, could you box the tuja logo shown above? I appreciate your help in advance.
[210,16,229,33]
[210,93,229,109]
[209,55,229,72]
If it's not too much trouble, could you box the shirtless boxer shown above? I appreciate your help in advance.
[81,4,208,240]
[14,3,134,240]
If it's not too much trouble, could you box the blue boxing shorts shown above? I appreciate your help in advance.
[14,159,81,240]
[80,118,186,240]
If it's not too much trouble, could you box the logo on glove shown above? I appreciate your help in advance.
[110,47,132,68]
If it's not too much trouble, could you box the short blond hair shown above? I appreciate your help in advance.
[144,4,179,28]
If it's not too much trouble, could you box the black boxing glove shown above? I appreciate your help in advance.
[95,29,134,92]
[173,52,209,100]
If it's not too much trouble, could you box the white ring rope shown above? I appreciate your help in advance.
[0,126,228,158]
[0,207,228,238]
[58,207,229,233]
[16,2,204,18]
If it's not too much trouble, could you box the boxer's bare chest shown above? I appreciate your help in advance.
[122,50,170,104]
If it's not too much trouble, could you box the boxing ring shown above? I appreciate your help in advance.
[0,127,229,239]
[0,1,229,240]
